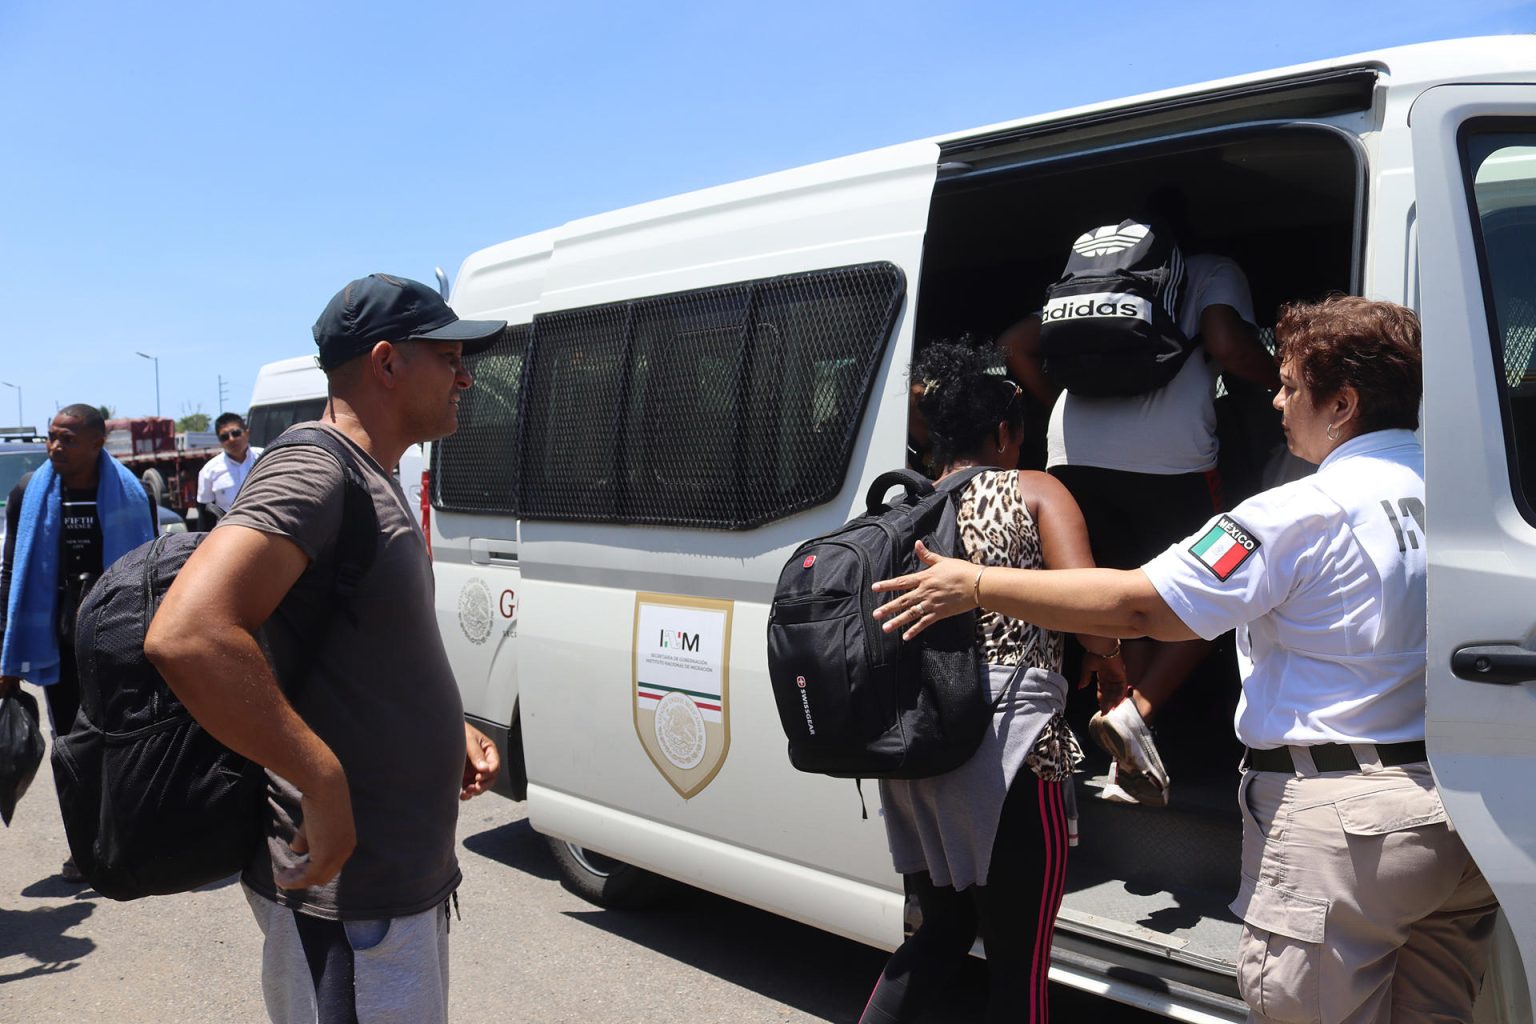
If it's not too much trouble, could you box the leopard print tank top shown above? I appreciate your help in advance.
[956,470,1065,672]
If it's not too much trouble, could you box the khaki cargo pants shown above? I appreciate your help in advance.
[1233,756,1499,1024]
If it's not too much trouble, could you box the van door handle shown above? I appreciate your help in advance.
[1450,644,1536,685]
[468,538,517,566]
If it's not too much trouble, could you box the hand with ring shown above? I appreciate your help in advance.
[871,541,984,640]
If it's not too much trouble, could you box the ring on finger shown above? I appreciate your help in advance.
[915,601,925,617]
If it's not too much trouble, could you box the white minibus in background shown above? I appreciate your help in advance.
[248,355,428,524]
[428,37,1536,1022]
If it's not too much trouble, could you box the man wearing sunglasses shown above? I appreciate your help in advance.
[196,412,263,531]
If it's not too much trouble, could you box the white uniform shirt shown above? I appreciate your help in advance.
[196,447,263,516]
[1142,430,1426,748]
[1046,254,1256,474]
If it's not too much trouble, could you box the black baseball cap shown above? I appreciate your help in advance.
[312,273,507,371]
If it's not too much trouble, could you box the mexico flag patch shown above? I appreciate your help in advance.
[1190,515,1261,581]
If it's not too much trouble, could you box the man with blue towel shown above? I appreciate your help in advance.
[1,403,155,876]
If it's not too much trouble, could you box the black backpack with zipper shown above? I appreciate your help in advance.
[52,426,378,901]
[766,467,991,780]
[1038,218,1193,396]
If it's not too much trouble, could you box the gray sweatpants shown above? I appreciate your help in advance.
[244,885,451,1024]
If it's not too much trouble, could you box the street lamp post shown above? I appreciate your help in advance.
[1,381,19,427]
[136,351,160,418]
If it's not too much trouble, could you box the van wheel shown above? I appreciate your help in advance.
[140,468,170,508]
[543,836,673,909]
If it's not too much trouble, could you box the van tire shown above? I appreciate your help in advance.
[543,836,673,909]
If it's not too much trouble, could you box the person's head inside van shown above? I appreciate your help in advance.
[214,412,251,462]
[911,337,1026,472]
[311,273,506,444]
[1272,295,1422,465]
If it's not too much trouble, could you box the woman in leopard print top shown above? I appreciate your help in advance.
[861,340,1123,1024]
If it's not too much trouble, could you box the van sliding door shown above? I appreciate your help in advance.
[1412,82,1536,1013]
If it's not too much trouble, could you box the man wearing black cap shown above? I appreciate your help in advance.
[146,274,506,1023]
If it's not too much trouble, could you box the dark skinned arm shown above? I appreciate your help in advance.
[1202,304,1279,391]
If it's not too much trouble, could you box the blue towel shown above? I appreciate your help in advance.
[1,451,155,685]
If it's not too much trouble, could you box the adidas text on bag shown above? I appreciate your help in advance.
[1038,219,1194,397]
[766,467,995,780]
[51,426,378,901]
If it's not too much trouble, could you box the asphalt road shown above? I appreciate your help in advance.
[2,696,1161,1023]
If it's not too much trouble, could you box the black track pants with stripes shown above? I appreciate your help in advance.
[858,774,1070,1024]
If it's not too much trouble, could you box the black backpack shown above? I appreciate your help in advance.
[52,426,378,901]
[1038,219,1193,396]
[766,467,993,780]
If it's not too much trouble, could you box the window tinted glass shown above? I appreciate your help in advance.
[248,399,327,448]
[0,449,48,502]
[1465,130,1536,517]
[515,261,904,529]
[431,326,529,513]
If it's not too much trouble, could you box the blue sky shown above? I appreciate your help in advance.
[1,0,1532,429]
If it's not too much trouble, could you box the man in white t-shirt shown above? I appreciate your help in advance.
[196,412,263,530]
[1002,228,1279,806]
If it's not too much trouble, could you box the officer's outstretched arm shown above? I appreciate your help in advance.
[872,540,1198,644]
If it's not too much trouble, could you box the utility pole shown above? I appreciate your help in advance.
[217,374,230,414]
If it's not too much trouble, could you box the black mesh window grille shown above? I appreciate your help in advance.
[431,325,530,514]
[519,261,905,529]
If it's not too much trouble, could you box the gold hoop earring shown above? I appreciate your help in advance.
[1326,422,1339,441]
[997,441,1006,454]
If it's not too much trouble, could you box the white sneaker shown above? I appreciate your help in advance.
[1096,762,1139,804]
[1088,700,1170,807]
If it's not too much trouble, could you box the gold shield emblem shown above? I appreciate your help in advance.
[633,592,733,799]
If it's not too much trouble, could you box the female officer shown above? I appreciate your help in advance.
[872,297,1498,1024]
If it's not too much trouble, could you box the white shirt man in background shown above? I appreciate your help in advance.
[197,412,263,530]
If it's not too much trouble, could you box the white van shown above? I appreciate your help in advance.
[429,37,1536,1021]
[247,355,428,524]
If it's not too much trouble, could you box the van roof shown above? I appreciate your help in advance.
[248,355,325,408]
[451,34,1534,313]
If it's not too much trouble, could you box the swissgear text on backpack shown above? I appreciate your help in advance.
[766,467,995,780]
[1038,219,1193,397]
[52,426,378,901]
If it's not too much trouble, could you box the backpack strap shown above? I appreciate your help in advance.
[932,466,991,495]
[262,426,380,627]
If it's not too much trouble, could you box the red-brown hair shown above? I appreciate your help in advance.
[1274,295,1422,433]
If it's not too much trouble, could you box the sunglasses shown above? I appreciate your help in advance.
[218,428,244,441]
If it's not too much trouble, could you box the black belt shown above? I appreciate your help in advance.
[1245,741,1427,774]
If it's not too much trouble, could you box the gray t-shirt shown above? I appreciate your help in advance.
[1046,254,1257,474]
[219,423,465,920]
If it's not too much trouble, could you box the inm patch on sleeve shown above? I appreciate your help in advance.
[1189,515,1261,581]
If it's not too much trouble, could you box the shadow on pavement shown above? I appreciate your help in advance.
[20,875,92,899]
[564,886,988,1024]
[461,817,561,882]
[0,901,97,984]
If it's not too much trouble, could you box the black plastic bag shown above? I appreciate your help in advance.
[0,689,45,825]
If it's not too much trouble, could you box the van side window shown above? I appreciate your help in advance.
[516,261,905,529]
[431,325,530,514]
[247,398,328,448]
[1464,129,1536,519]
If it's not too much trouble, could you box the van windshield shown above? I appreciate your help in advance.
[248,399,327,448]
[0,449,48,503]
